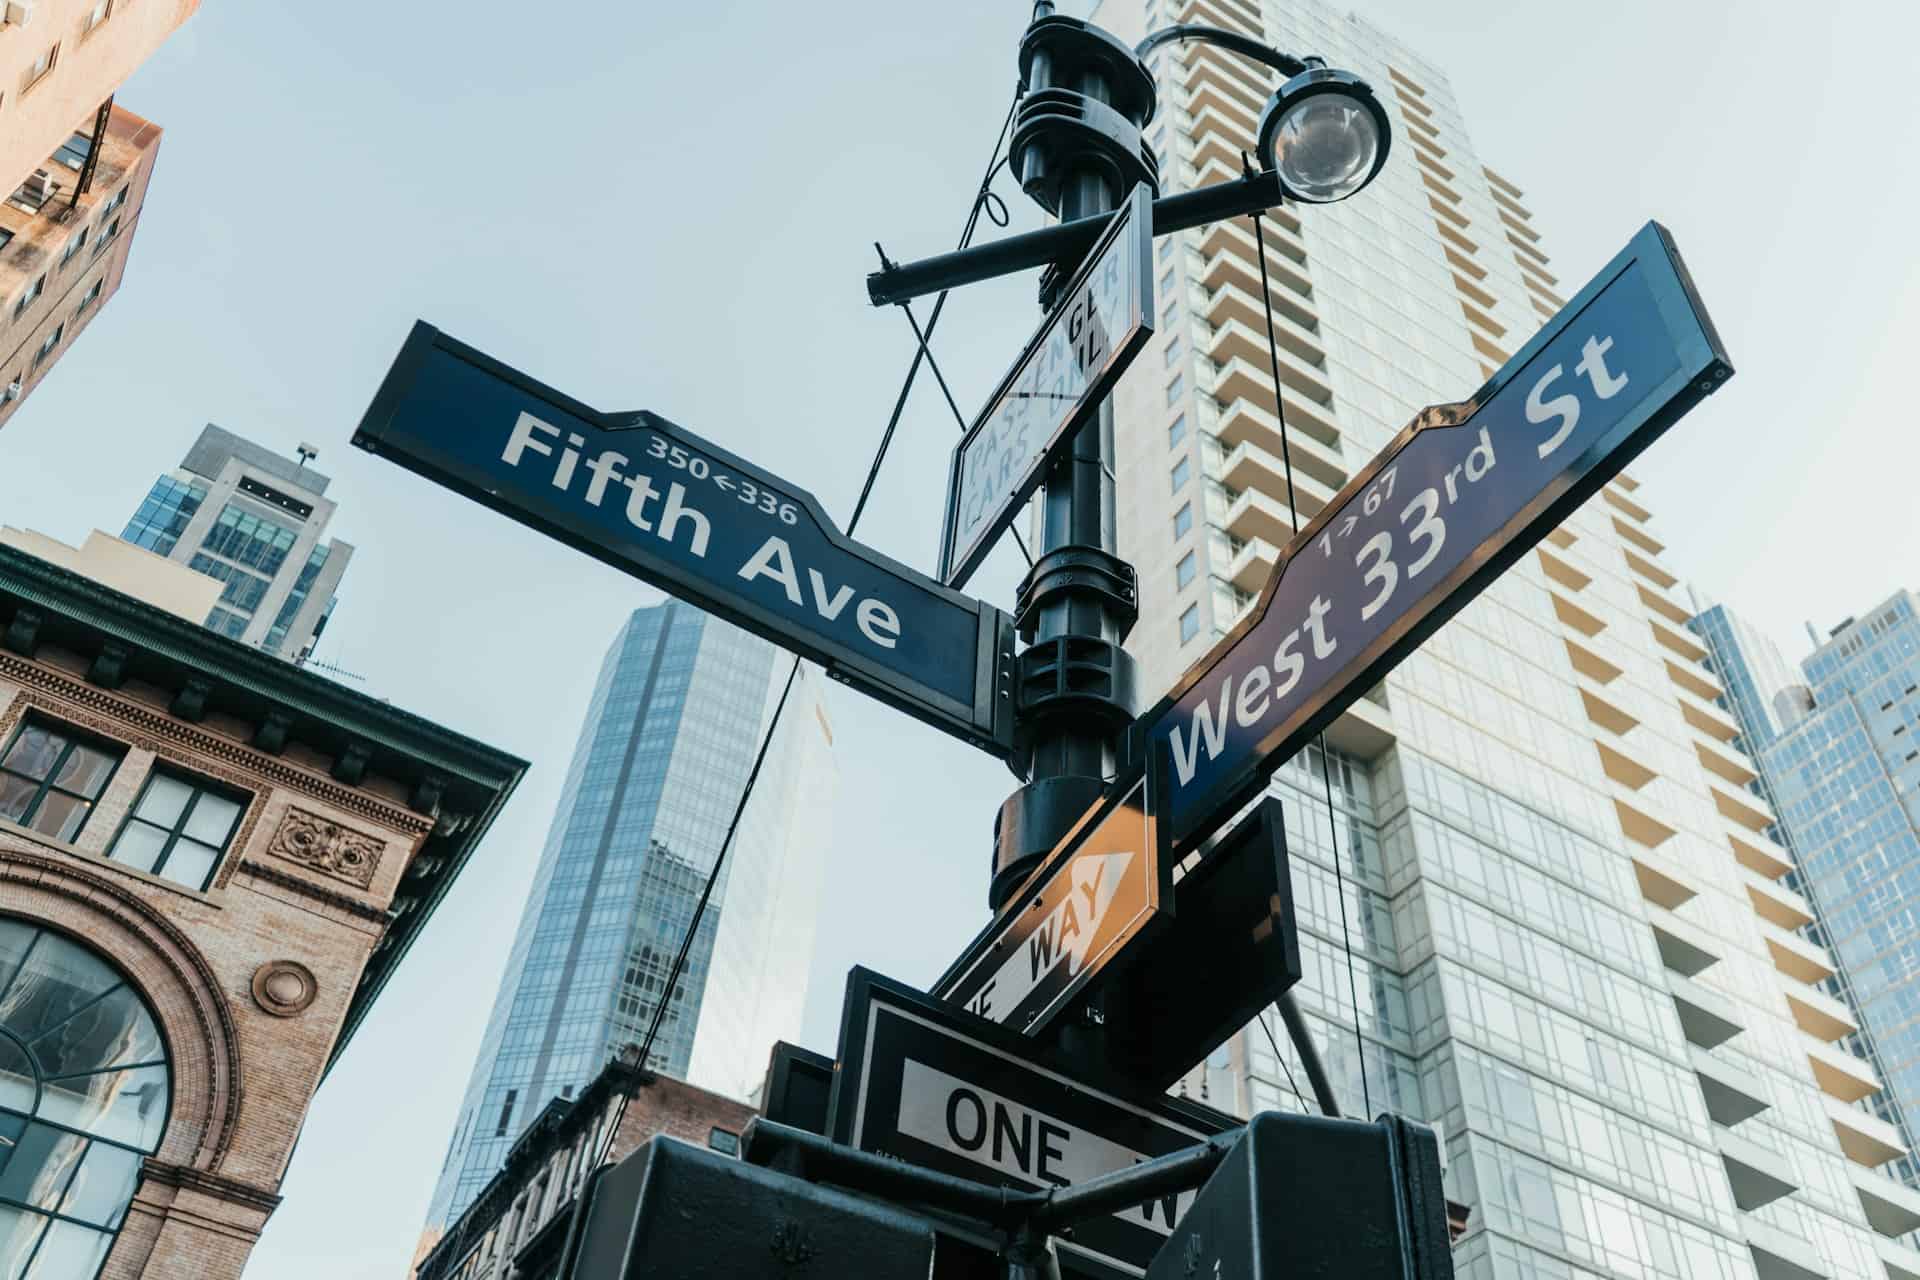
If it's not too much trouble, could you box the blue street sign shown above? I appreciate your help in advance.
[1133,221,1732,851]
[353,323,1014,756]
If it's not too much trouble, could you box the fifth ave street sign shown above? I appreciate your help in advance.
[939,182,1154,588]
[353,322,1014,757]
[1136,220,1732,851]
[935,768,1165,1034]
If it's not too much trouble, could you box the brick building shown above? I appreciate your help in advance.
[1,102,161,431]
[413,1051,756,1280]
[1,0,197,431]
[0,1,195,196]
[0,539,525,1278]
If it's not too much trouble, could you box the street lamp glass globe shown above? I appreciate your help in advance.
[1268,93,1382,203]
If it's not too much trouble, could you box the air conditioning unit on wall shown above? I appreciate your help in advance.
[2,382,22,405]
[3,2,36,28]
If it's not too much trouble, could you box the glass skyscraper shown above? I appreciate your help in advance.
[423,601,836,1230]
[1093,0,1915,1275]
[120,424,353,661]
[1699,593,1920,1209]
[1692,602,1803,760]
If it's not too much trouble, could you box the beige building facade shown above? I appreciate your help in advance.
[0,541,524,1278]
[0,527,219,618]
[1,101,160,430]
[0,0,195,192]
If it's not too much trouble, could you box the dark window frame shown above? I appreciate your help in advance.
[14,273,45,319]
[53,131,93,170]
[32,322,64,366]
[106,766,250,892]
[0,714,126,842]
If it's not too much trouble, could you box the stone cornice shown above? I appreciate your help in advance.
[0,652,431,837]
[236,859,390,924]
[0,543,527,792]
[140,1157,284,1214]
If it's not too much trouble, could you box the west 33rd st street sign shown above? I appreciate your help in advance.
[1135,220,1732,853]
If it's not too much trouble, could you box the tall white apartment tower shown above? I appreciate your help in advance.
[1094,1,1919,1276]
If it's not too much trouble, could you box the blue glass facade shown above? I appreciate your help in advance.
[1752,593,1920,1191]
[121,476,206,559]
[1691,604,1801,757]
[119,427,352,660]
[425,602,780,1228]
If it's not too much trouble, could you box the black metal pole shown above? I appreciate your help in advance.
[1030,1132,1237,1230]
[865,172,1282,308]
[991,6,1155,916]
[1277,989,1342,1119]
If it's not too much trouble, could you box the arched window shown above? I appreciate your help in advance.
[0,919,170,1279]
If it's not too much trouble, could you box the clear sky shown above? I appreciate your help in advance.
[0,1,1914,1275]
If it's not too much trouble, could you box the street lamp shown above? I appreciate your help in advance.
[1257,67,1390,203]
[1134,23,1390,204]
[866,25,1392,308]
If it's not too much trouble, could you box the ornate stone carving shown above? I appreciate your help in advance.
[268,808,383,889]
[250,960,318,1018]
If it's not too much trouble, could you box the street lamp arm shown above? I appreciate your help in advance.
[1132,23,1315,80]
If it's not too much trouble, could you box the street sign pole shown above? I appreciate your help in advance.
[991,13,1161,952]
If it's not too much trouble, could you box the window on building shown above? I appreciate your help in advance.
[53,132,93,171]
[0,920,170,1277]
[496,1090,518,1137]
[0,716,123,841]
[102,186,128,217]
[1179,604,1200,643]
[1173,502,1192,539]
[24,44,58,91]
[1171,457,1191,492]
[1168,413,1187,449]
[1161,300,1178,330]
[263,545,330,655]
[121,476,208,557]
[205,606,250,639]
[32,324,64,367]
[0,228,13,253]
[106,769,247,891]
[708,1127,741,1156]
[1166,373,1183,406]
[97,216,121,248]
[188,554,272,612]
[77,278,104,314]
[1164,337,1181,366]
[201,504,298,575]
[83,0,112,33]
[1159,269,1174,299]
[1176,550,1197,589]
[14,274,45,319]
[60,226,88,265]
